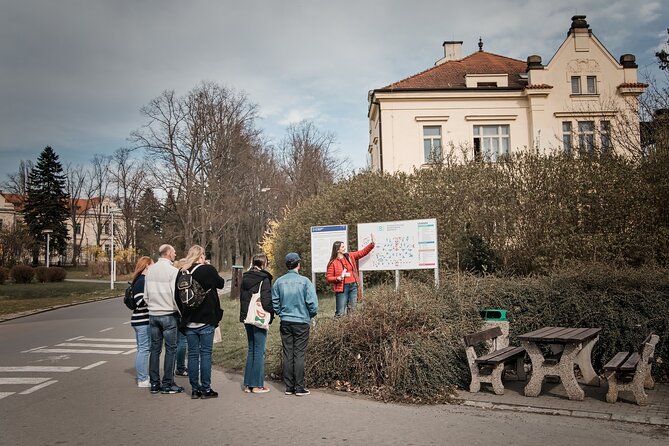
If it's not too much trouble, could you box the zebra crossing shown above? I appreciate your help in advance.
[0,334,136,400]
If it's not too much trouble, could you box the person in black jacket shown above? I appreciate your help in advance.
[239,253,274,393]
[176,245,225,399]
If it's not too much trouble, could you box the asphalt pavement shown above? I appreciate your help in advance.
[0,298,667,445]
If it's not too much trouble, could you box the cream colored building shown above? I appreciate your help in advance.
[0,192,127,264]
[368,15,647,173]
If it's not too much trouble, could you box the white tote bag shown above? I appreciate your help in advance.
[243,280,270,330]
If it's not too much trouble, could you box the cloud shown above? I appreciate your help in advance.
[0,0,667,178]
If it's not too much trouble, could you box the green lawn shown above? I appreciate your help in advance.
[0,281,119,316]
[214,292,336,371]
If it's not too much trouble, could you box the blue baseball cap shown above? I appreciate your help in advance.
[285,252,301,263]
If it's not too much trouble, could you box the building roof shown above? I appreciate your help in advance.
[1,193,24,205]
[378,51,528,91]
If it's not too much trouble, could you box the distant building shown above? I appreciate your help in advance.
[0,192,128,265]
[368,15,647,173]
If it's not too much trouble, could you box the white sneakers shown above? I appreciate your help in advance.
[137,379,151,388]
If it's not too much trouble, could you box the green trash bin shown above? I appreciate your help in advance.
[480,308,507,321]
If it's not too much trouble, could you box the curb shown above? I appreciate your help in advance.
[460,400,669,427]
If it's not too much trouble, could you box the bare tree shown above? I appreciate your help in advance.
[109,148,149,251]
[86,154,113,246]
[131,82,267,270]
[3,160,33,198]
[64,164,87,265]
[277,120,348,208]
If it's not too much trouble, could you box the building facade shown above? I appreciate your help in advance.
[367,16,647,173]
[0,192,127,265]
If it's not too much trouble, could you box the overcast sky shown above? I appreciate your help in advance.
[0,0,667,182]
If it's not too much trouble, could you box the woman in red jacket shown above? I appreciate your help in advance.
[326,234,375,317]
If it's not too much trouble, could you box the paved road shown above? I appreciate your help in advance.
[0,299,667,445]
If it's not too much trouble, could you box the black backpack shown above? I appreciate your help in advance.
[177,264,210,309]
[124,282,137,310]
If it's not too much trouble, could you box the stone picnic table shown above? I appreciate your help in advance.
[518,326,601,401]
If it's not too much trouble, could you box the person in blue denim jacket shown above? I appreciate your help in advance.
[271,252,318,396]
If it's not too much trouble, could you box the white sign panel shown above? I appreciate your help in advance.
[357,219,438,271]
[310,225,348,273]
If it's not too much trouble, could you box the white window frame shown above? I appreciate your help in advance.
[600,120,611,153]
[571,76,582,94]
[577,121,595,153]
[562,121,573,154]
[586,76,597,94]
[473,124,510,162]
[422,125,442,163]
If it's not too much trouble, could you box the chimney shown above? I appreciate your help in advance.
[436,41,463,65]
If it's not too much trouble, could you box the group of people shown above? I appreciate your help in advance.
[128,236,375,398]
[130,244,224,398]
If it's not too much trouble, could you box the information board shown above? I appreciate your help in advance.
[357,219,438,271]
[310,225,348,273]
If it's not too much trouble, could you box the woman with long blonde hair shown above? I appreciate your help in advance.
[130,255,153,387]
[175,245,226,399]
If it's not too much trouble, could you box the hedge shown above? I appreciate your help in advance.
[0,266,9,284]
[10,265,35,284]
[298,265,668,403]
[263,152,669,278]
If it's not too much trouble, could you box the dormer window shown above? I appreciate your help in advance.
[477,82,497,88]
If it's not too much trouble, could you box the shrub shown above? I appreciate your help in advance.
[35,266,49,283]
[263,153,669,276]
[297,264,668,403]
[47,267,67,282]
[10,265,35,284]
[89,261,110,278]
[0,266,9,284]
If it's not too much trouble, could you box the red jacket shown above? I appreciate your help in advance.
[326,242,375,294]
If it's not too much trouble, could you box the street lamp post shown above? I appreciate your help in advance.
[110,211,116,290]
[42,229,53,267]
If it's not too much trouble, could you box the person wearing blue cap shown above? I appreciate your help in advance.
[271,252,318,396]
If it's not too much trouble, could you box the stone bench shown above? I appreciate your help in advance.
[464,326,526,395]
[603,334,659,406]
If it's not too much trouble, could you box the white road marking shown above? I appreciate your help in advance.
[123,349,137,355]
[0,392,16,400]
[0,377,51,385]
[122,321,131,325]
[29,349,124,355]
[20,380,58,394]
[81,361,107,370]
[79,338,135,342]
[56,343,136,349]
[99,327,114,333]
[65,336,84,341]
[0,366,79,373]
[21,346,48,353]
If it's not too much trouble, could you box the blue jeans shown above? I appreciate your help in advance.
[176,330,187,372]
[133,324,150,382]
[185,324,215,392]
[244,324,268,388]
[335,283,358,317]
[149,314,178,387]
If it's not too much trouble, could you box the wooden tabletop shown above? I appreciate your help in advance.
[517,326,601,343]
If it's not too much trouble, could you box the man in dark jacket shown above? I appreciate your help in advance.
[239,253,274,393]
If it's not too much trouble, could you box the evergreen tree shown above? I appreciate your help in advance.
[135,188,164,255]
[23,146,70,264]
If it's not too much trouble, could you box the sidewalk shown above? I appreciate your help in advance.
[457,378,669,426]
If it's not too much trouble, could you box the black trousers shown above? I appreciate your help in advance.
[279,321,310,390]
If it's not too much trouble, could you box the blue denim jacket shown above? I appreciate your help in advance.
[271,270,318,324]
